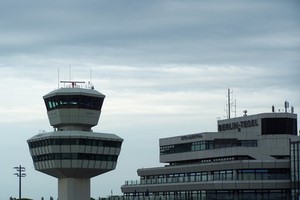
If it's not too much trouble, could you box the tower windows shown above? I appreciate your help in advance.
[28,138,122,148]
[44,95,104,111]
[32,153,118,162]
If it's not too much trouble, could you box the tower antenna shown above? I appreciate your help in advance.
[228,89,231,119]
[69,64,72,81]
[57,68,60,89]
[234,99,237,117]
[225,89,236,119]
[90,68,93,84]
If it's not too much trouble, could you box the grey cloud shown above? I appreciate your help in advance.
[1,0,299,68]
[0,0,299,93]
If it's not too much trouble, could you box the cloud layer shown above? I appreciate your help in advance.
[1,0,299,66]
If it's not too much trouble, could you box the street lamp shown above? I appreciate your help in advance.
[13,165,26,200]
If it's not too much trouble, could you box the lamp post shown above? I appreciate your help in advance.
[14,165,26,200]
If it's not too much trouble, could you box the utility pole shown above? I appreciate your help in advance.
[14,165,26,200]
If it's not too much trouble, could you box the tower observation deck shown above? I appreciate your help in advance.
[27,81,123,200]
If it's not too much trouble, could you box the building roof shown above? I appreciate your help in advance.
[28,130,123,141]
[43,87,105,99]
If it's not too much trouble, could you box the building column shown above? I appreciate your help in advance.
[58,178,90,200]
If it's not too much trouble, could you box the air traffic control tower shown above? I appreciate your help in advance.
[27,81,123,200]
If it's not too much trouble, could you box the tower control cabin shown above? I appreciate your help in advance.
[27,81,123,200]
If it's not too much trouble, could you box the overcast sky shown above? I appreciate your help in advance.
[0,0,300,199]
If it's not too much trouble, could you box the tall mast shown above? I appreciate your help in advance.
[228,88,231,119]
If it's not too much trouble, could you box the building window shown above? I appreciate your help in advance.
[238,189,289,200]
[28,138,122,148]
[291,141,300,200]
[160,140,257,155]
[237,169,290,180]
[261,118,297,135]
[44,95,104,111]
[32,153,118,162]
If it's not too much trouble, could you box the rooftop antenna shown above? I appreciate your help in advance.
[57,68,60,89]
[226,89,232,119]
[284,101,289,113]
[89,68,94,89]
[60,80,85,88]
[69,64,72,81]
[225,88,236,119]
[234,99,237,117]
[228,89,231,119]
[90,68,93,84]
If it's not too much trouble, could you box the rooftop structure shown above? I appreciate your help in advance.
[122,104,299,200]
[28,81,123,200]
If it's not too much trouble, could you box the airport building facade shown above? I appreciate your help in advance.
[122,109,299,200]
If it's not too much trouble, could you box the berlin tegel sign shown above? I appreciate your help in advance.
[218,119,259,131]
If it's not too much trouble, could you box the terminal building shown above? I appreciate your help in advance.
[122,104,299,200]
[27,81,123,200]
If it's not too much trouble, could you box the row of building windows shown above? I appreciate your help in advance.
[28,138,122,149]
[237,169,290,181]
[44,95,104,111]
[169,155,254,166]
[160,139,257,155]
[32,153,118,162]
[123,189,289,200]
[291,141,300,200]
[271,155,290,160]
[124,168,289,185]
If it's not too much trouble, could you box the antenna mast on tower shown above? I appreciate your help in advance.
[57,68,60,89]
[69,65,72,81]
[90,68,92,84]
[228,89,231,119]
[226,89,236,119]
